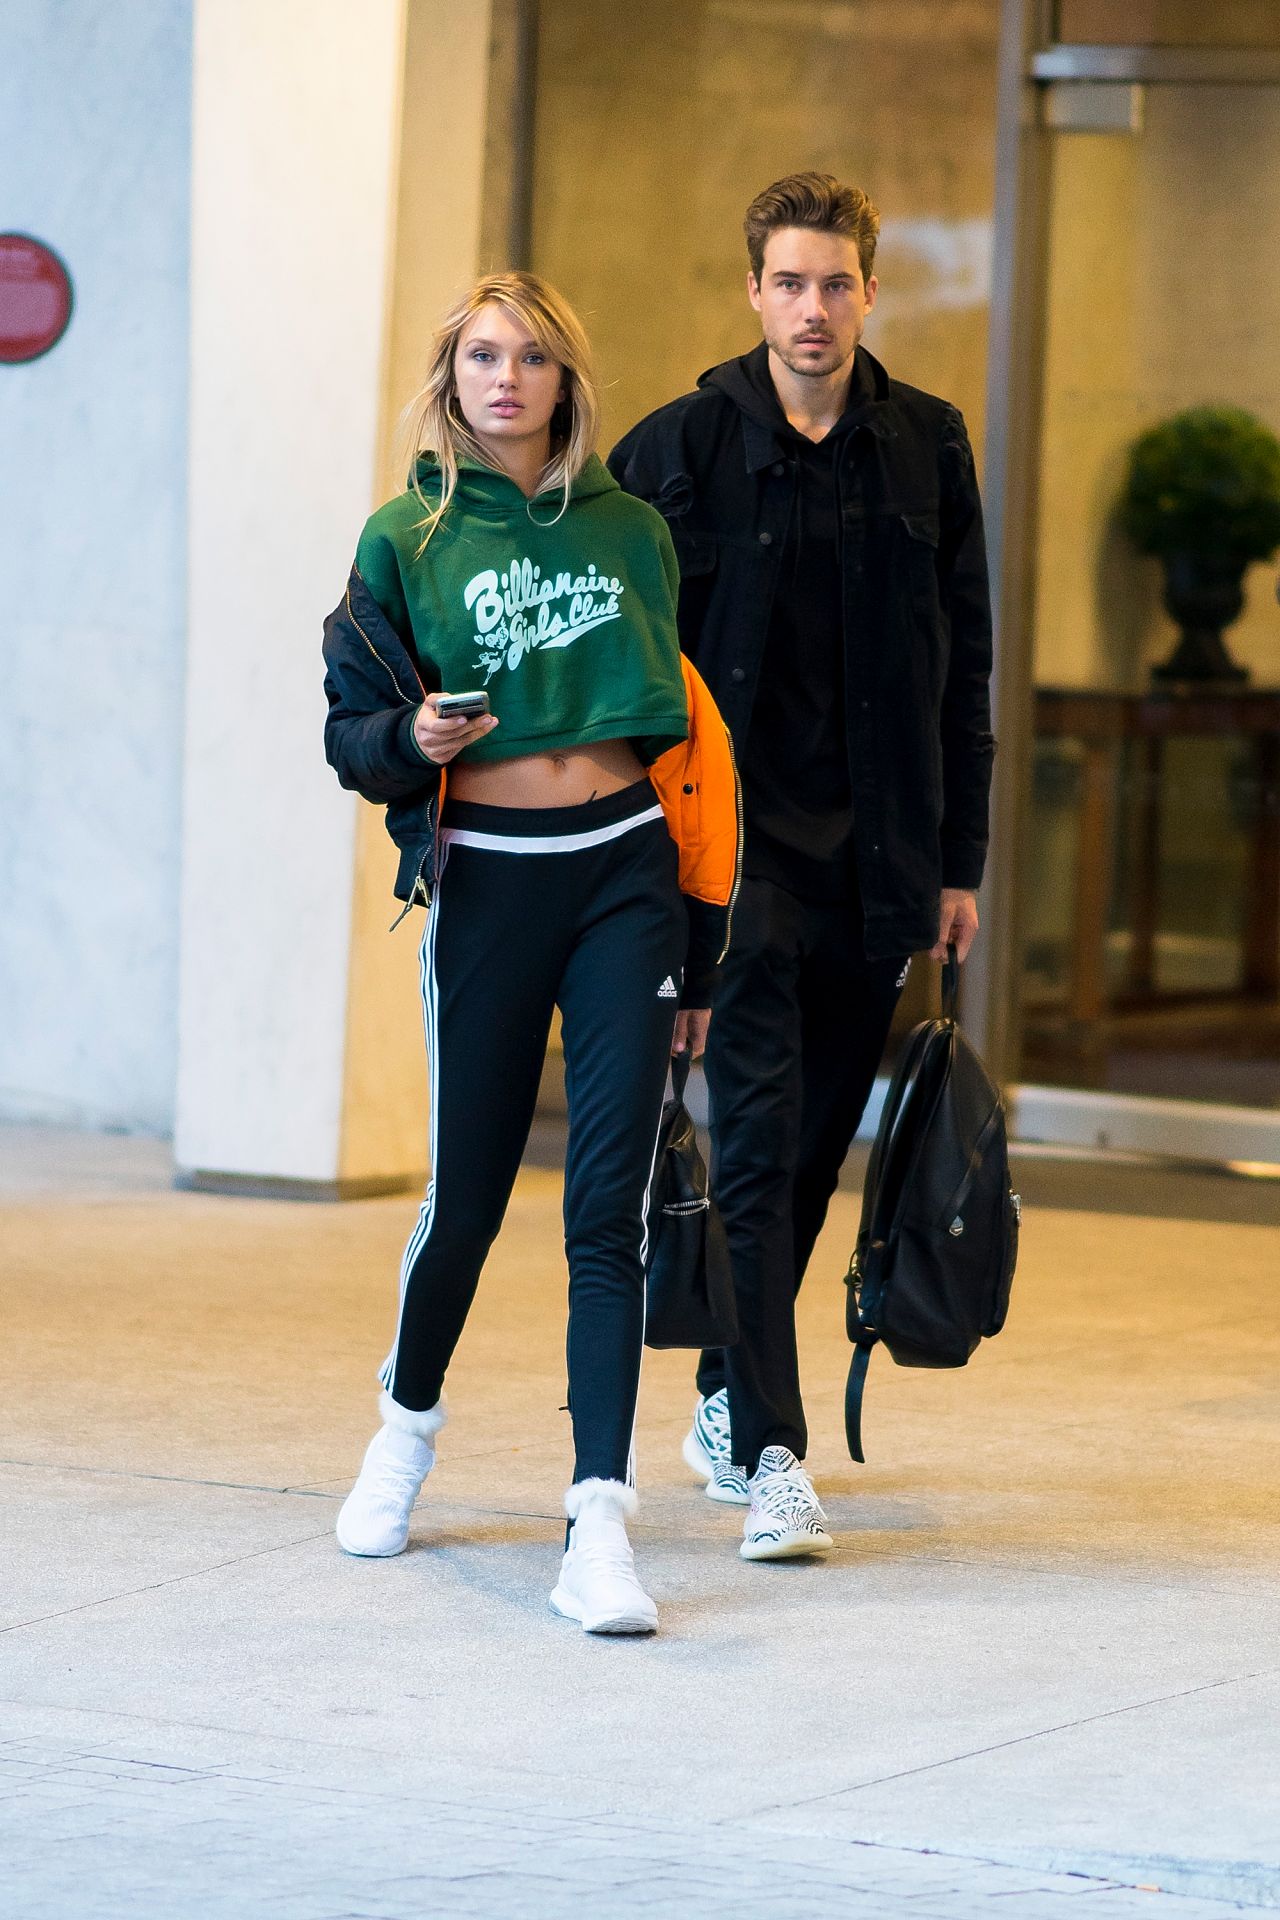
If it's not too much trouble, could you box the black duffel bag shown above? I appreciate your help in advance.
[644,1051,738,1350]
[844,945,1020,1461]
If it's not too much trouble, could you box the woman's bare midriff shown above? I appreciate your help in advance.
[446,737,647,808]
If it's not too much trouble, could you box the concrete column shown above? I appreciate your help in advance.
[175,0,494,1194]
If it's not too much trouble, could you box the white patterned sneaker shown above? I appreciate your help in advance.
[681,1390,750,1506]
[740,1445,833,1561]
[707,1459,751,1504]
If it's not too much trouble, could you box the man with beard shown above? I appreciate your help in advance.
[609,172,994,1559]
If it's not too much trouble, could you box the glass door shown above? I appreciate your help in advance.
[984,2,1280,1159]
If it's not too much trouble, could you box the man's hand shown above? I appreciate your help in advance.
[931,888,979,963]
[672,1009,711,1059]
[412,693,498,765]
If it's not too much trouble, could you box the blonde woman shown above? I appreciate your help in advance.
[321,273,739,1635]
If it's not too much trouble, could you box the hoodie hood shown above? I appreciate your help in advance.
[412,449,619,518]
[698,341,884,443]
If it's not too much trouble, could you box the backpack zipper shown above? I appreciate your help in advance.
[939,1101,1004,1228]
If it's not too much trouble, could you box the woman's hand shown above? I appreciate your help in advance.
[672,1009,711,1059]
[412,693,498,765]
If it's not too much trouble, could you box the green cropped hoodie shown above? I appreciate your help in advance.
[355,453,689,766]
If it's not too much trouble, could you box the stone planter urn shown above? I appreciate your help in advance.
[1154,553,1249,684]
[1121,407,1280,687]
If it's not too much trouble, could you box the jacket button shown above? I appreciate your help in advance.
[682,782,694,795]
[860,699,870,710]
[772,462,785,476]
[730,666,746,683]
[758,530,773,546]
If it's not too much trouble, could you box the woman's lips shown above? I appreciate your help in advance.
[490,401,522,414]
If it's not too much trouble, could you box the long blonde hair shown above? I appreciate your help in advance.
[401,271,601,553]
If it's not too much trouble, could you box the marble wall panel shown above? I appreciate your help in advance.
[0,2,193,1131]
[529,0,1001,460]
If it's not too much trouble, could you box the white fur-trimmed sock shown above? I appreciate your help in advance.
[564,1477,638,1522]
[379,1391,447,1443]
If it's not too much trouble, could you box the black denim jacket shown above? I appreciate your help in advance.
[608,344,996,962]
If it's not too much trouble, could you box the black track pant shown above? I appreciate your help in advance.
[697,875,910,1475]
[380,780,685,1486]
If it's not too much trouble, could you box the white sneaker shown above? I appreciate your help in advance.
[335,1395,445,1558]
[681,1390,750,1506]
[740,1445,833,1561]
[549,1480,658,1635]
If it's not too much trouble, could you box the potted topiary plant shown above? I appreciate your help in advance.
[1119,405,1280,683]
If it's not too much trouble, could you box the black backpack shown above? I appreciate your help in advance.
[844,947,1020,1461]
[644,1052,739,1351]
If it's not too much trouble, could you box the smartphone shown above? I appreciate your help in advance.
[436,691,491,720]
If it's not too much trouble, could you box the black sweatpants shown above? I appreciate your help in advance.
[697,875,910,1475]
[379,780,686,1486]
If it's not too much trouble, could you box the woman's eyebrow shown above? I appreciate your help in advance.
[464,336,538,352]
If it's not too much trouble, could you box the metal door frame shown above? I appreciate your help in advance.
[970,0,1280,1163]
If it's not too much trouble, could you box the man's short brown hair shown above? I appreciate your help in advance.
[744,172,880,284]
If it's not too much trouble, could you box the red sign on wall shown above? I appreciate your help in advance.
[0,234,74,364]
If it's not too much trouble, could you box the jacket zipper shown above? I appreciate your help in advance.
[345,573,441,933]
[717,723,745,965]
[386,786,442,931]
[345,586,417,707]
[388,866,429,932]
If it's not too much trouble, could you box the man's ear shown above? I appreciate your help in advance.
[747,271,762,313]
[864,275,878,312]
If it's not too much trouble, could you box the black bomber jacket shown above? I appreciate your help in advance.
[321,566,729,1002]
[322,567,443,918]
[608,343,996,962]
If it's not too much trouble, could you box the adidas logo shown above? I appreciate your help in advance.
[657,975,678,999]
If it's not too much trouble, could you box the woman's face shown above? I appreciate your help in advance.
[453,303,566,462]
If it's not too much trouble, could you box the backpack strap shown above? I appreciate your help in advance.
[844,1335,877,1465]
[843,1246,880,1465]
[943,940,959,1022]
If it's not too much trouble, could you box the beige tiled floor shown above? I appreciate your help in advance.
[3,1125,1279,1917]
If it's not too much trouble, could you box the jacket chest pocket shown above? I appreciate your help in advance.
[670,530,719,639]
[899,512,941,609]
[671,529,718,580]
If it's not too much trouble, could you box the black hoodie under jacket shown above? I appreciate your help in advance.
[608,343,996,963]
